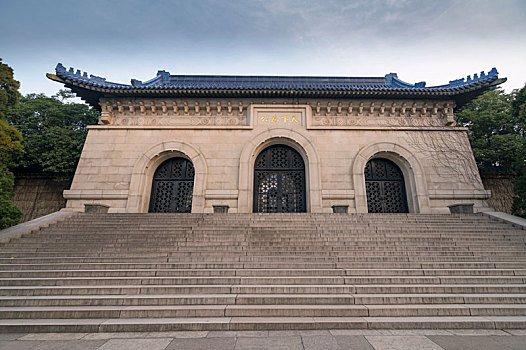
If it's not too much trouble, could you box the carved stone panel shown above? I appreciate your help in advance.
[306,100,455,128]
[99,98,250,128]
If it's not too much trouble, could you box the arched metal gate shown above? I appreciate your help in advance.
[149,157,194,213]
[365,158,409,213]
[253,145,306,213]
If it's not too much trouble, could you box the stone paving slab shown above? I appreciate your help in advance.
[234,336,302,350]
[0,331,525,349]
[366,335,445,350]
[166,337,236,350]
[428,335,526,350]
[97,338,172,350]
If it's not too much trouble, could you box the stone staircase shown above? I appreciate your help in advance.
[0,213,525,332]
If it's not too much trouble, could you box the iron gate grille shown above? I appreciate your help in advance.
[253,145,306,213]
[149,157,195,213]
[365,158,408,213]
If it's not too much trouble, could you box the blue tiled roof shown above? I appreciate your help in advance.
[47,63,506,110]
[52,63,501,92]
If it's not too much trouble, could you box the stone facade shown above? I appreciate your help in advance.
[63,98,489,214]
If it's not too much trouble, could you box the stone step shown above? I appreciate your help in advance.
[4,261,526,270]
[38,224,515,229]
[33,222,518,227]
[2,284,526,296]
[8,240,524,247]
[5,247,524,254]
[0,315,525,332]
[3,276,526,286]
[4,243,525,251]
[15,239,519,246]
[1,304,525,319]
[2,293,526,307]
[4,250,526,260]
[2,268,526,278]
[12,237,523,245]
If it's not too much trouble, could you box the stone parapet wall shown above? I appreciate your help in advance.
[12,176,69,222]
[482,175,515,213]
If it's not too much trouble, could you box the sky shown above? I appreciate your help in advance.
[1,0,525,98]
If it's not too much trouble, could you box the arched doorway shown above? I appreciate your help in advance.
[149,157,195,213]
[365,158,408,213]
[253,145,306,213]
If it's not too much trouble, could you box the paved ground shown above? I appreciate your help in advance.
[0,330,525,349]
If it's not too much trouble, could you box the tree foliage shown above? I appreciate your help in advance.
[456,86,526,218]
[510,85,526,217]
[0,59,23,229]
[456,89,525,173]
[0,120,23,229]
[0,58,21,119]
[6,91,99,181]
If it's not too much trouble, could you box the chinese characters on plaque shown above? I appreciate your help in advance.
[259,114,300,124]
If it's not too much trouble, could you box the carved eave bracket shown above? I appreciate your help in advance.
[99,102,114,125]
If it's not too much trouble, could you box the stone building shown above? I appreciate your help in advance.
[47,64,505,214]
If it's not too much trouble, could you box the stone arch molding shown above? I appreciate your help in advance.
[126,140,208,213]
[238,128,323,213]
[352,142,431,214]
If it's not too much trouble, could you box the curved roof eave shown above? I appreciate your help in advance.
[47,64,506,111]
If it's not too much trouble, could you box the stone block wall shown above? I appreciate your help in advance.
[11,175,69,222]
[481,175,515,214]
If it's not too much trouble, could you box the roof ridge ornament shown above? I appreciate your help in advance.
[386,73,426,88]
[448,68,498,87]
[384,73,398,85]
[55,63,107,84]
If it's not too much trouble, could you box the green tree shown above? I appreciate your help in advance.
[511,84,526,125]
[510,85,526,217]
[6,91,99,181]
[0,120,23,229]
[0,58,21,119]
[456,89,524,172]
[0,59,23,229]
[457,87,526,218]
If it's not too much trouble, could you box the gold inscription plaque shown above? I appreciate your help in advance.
[259,114,300,124]
[250,105,309,128]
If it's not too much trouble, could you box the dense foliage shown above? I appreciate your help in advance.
[6,92,99,181]
[456,87,526,218]
[0,59,23,229]
[0,58,20,119]
[510,86,526,217]
[0,120,24,229]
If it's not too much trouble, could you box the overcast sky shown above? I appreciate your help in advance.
[1,0,525,97]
